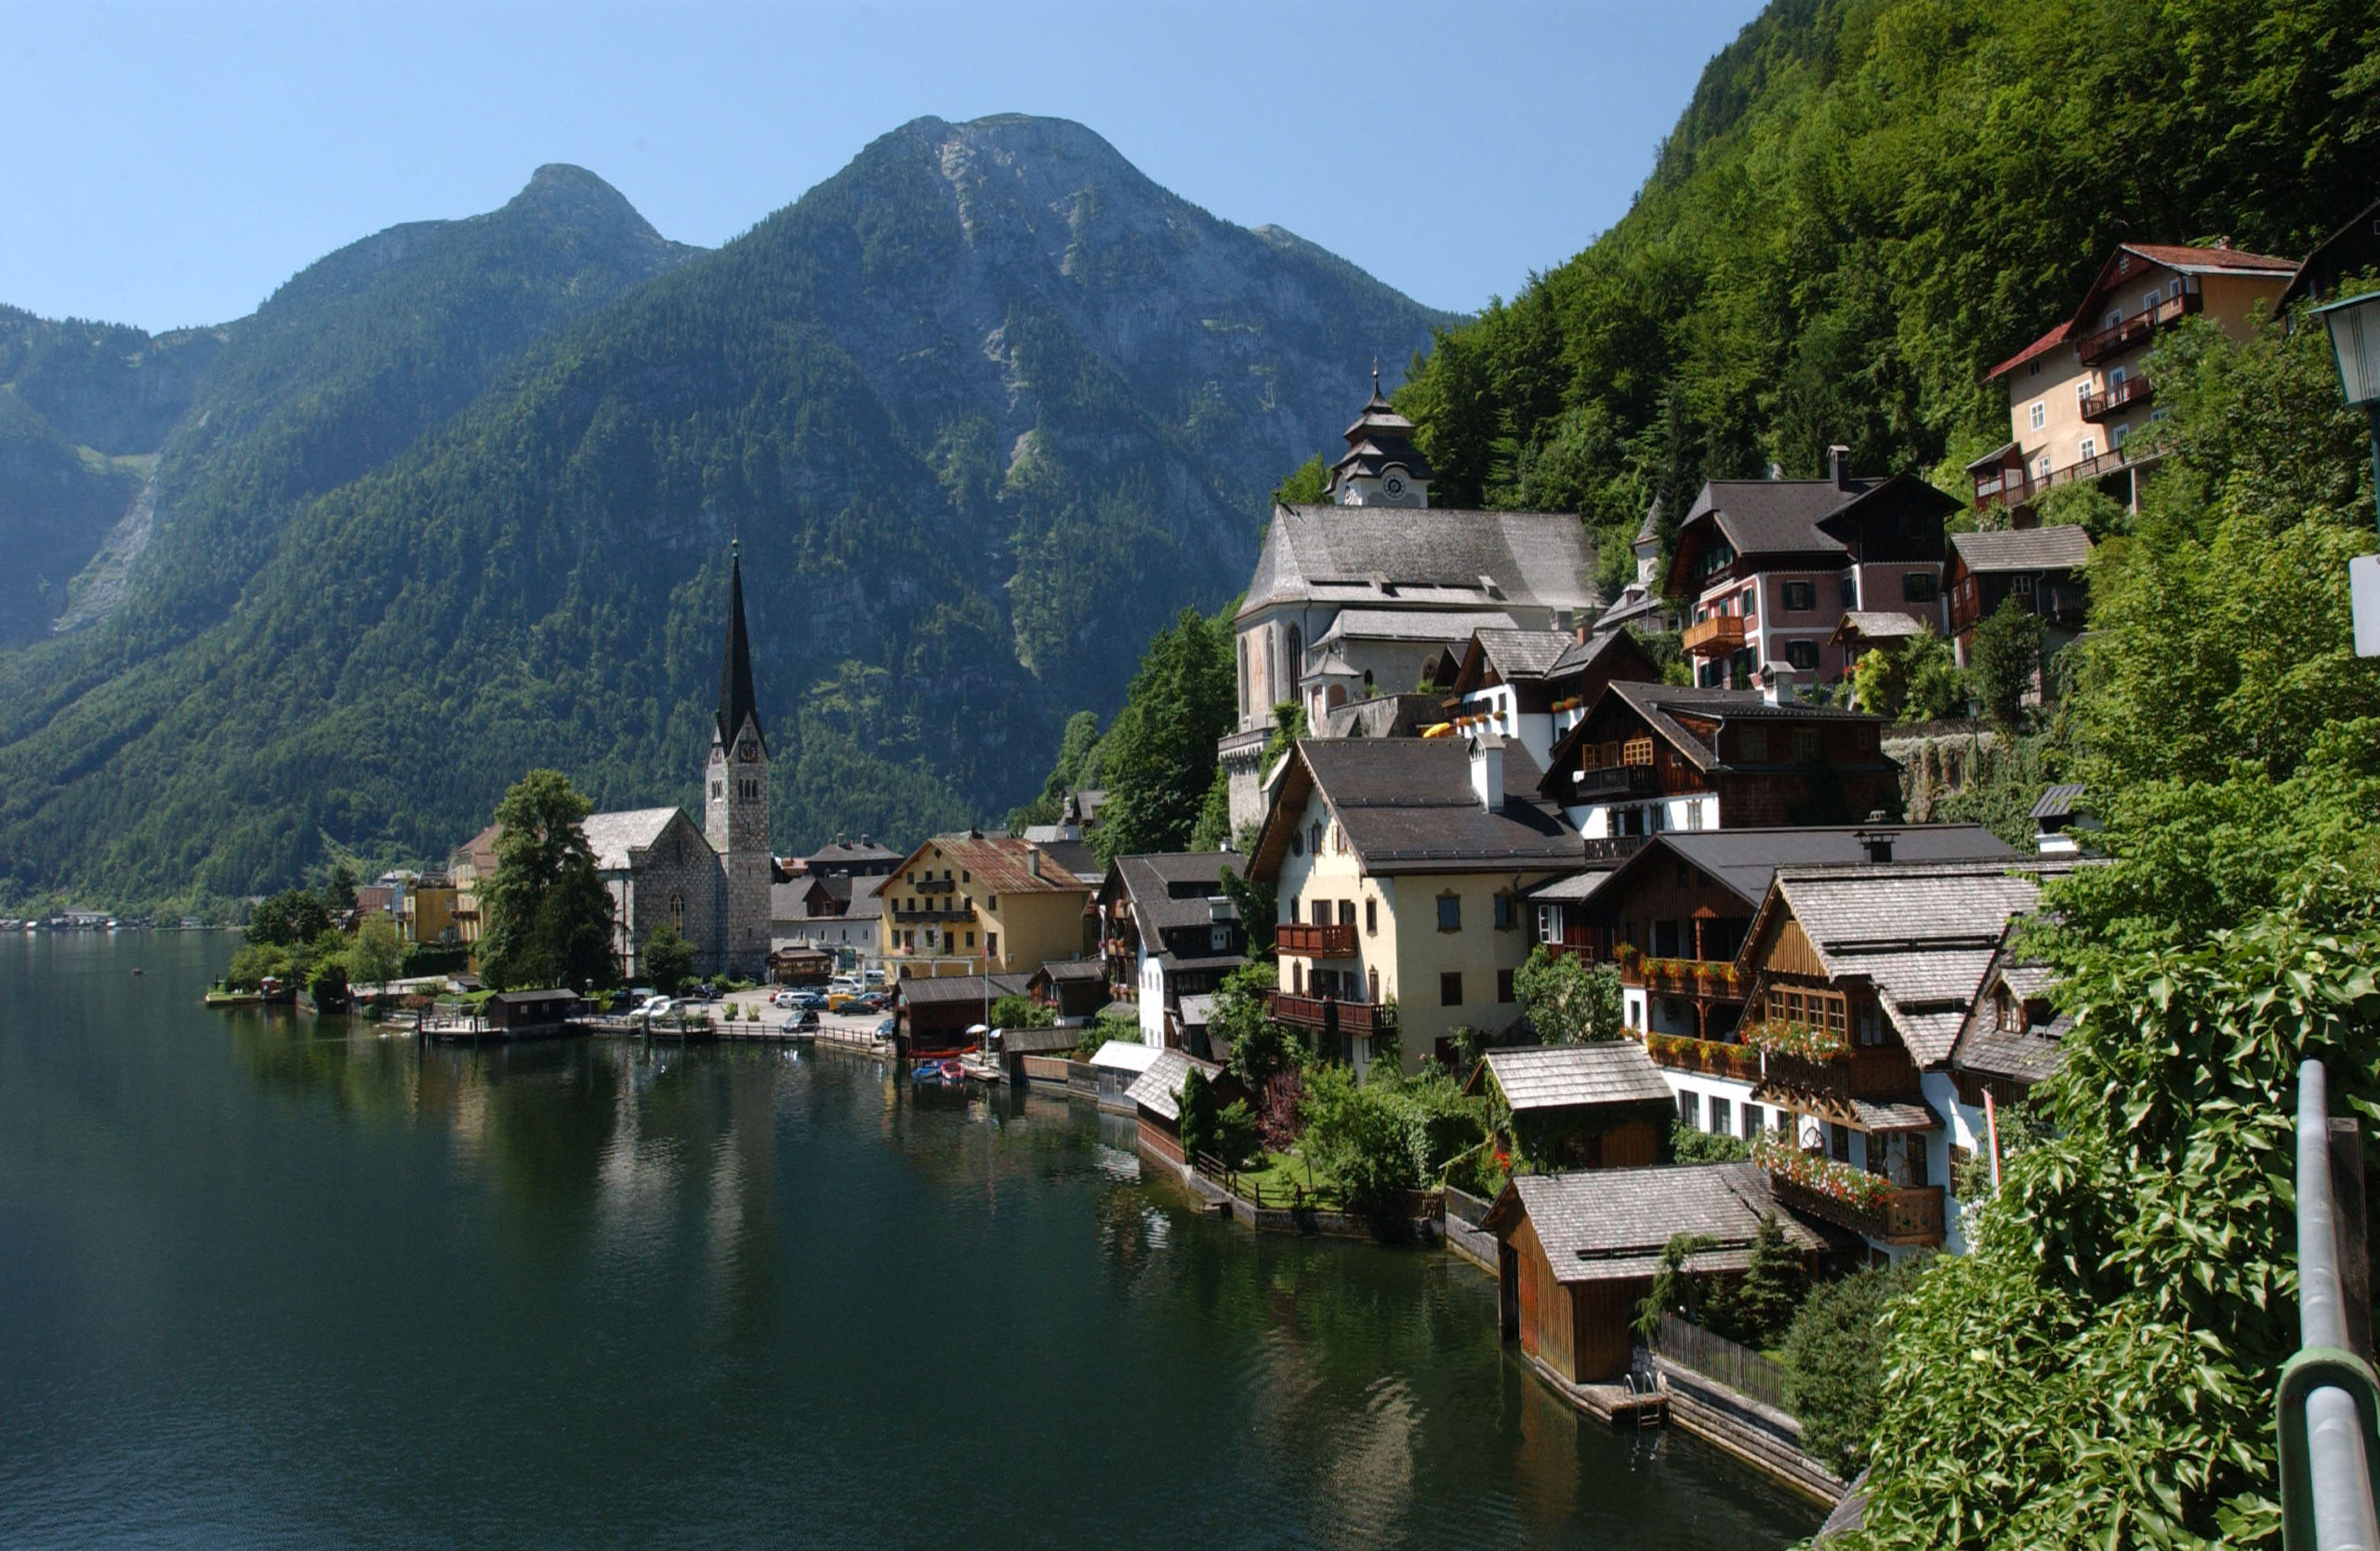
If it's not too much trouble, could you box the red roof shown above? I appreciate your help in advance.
[2115,242,2297,275]
[1987,321,2072,381]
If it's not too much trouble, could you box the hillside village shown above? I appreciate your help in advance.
[221,208,2380,1518]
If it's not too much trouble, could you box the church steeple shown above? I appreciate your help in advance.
[1327,369,1435,509]
[715,539,764,754]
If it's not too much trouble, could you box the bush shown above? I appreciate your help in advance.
[225,941,293,989]
[1212,1099,1261,1171]
[1670,1119,1750,1161]
[642,922,694,996]
[1299,1064,1488,1208]
[1514,947,1625,1042]
[1780,1264,1915,1478]
[991,993,1055,1029]
[1178,1067,1219,1163]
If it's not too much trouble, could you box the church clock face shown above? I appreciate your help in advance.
[1382,473,1405,497]
[736,736,759,763]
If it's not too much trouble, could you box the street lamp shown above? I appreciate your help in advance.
[2312,291,2380,656]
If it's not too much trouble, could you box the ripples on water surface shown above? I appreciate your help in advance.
[0,935,1821,1547]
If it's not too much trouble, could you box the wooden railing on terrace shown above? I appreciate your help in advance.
[1276,921,1356,959]
[1683,615,1749,658]
[1643,1030,1764,1081]
[1769,1175,1945,1246]
[1760,1043,1920,1099]
[1267,991,1392,1036]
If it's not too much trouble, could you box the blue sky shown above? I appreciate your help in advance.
[6,0,1765,332]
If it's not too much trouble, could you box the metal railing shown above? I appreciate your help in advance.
[2281,1059,2380,1548]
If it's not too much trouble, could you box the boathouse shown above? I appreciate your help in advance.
[1474,1042,1677,1170]
[895,972,1026,1054]
[1125,1048,1235,1167]
[1481,1162,1823,1387]
[483,988,580,1034]
[1091,1040,1162,1112]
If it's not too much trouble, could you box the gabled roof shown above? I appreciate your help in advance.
[1108,852,1237,936]
[1949,525,2094,574]
[1482,1042,1674,1112]
[1033,958,1107,986]
[1125,1048,1224,1122]
[845,875,887,921]
[1540,681,1887,797]
[1091,1040,1163,1074]
[2030,783,2087,821]
[454,822,502,876]
[1831,611,1928,647]
[1250,736,1585,881]
[1470,628,1577,682]
[1482,1163,1825,1282]
[1663,472,1958,594]
[1949,927,2071,1087]
[581,808,694,871]
[1546,625,1657,680]
[1987,322,2073,381]
[1745,859,2075,1067]
[893,834,1091,896]
[1568,824,2017,914]
[805,837,901,867]
[2281,195,2380,311]
[898,973,1029,1006]
[1239,504,1601,620]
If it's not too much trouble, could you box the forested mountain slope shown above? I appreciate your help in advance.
[1395,0,2380,578]
[0,116,1448,908]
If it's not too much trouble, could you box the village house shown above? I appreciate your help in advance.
[448,823,498,945]
[1093,852,1249,1051]
[1536,679,1899,840]
[1025,958,1109,1025]
[1668,455,1959,690]
[1249,734,1586,1074]
[1526,825,2016,1148]
[1970,239,2298,518]
[1474,1042,1677,1170]
[1942,524,2094,672]
[1217,378,1603,832]
[1938,927,2071,1199]
[794,835,903,879]
[881,832,1094,981]
[2280,195,2380,312]
[1482,1164,1826,1391]
[1731,856,2074,1260]
[1444,625,1664,771]
[894,972,1027,1055]
[769,870,885,972]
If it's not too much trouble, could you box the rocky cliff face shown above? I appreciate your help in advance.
[0,117,1453,906]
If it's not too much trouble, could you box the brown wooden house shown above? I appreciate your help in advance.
[1124,1048,1240,1168]
[1474,1043,1676,1170]
[1943,525,2093,669]
[1482,1164,1824,1387]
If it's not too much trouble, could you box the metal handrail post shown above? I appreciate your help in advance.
[2281,1060,2380,1549]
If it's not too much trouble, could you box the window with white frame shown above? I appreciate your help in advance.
[2030,401,2045,431]
[2079,436,2097,459]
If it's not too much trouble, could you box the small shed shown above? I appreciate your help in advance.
[483,988,579,1033]
[1481,1163,1824,1386]
[1476,1043,1678,1170]
[1090,1040,1162,1113]
[994,1022,1079,1081]
[896,972,1026,1054]
[1027,958,1110,1024]
[1124,1048,1235,1167]
[769,944,834,986]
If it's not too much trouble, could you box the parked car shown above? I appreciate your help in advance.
[873,1016,896,1039]
[640,997,676,1023]
[770,990,798,1009]
[854,992,890,1014]
[781,1009,820,1032]
[788,991,827,1011]
[826,990,861,1012]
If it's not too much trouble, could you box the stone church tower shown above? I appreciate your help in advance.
[706,541,773,975]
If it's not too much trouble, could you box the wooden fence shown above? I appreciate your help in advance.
[1654,1312,1790,1413]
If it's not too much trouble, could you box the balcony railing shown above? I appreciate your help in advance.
[1630,957,1744,997]
[1770,1174,1946,1246]
[1571,763,1657,799]
[1643,1031,1764,1082]
[1267,991,1393,1036]
[1974,441,2164,512]
[913,875,958,894]
[1276,921,1356,958]
[2074,289,2199,365]
[1760,1044,1921,1100]
[889,906,973,923]
[1580,835,1649,865]
[1682,615,1749,658]
[1542,939,1599,963]
[2079,375,2154,419]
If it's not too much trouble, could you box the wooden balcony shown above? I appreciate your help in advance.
[1761,1044,1920,1100]
[1267,991,1392,1036]
[2080,375,2154,420]
[1571,763,1657,799]
[889,906,973,923]
[1770,1175,1945,1246]
[2074,290,2199,365]
[914,875,958,894]
[1644,1031,1764,1082]
[1683,614,1749,658]
[1631,958,1744,997]
[1276,921,1356,958]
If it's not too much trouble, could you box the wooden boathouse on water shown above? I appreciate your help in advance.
[1473,1042,1678,1170]
[1481,1163,1824,1405]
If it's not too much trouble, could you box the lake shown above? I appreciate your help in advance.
[0,932,1821,1547]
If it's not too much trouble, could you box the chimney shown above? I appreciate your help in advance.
[1856,829,1896,865]
[1468,731,1505,813]
[1828,444,1853,491]
[1575,622,1590,644]
[1027,848,1043,880]
[1763,664,1797,707]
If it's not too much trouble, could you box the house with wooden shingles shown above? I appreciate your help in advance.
[1474,1042,1676,1170]
[1248,734,1587,1074]
[1482,1164,1825,1392]
[1124,1048,1236,1169]
[1733,856,2072,1260]
[1445,625,1664,772]
[1093,852,1249,1053]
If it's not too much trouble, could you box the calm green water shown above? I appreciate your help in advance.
[0,933,1819,1548]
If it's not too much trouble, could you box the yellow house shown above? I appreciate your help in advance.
[881,833,1093,980]
[1249,734,1587,1075]
[401,879,461,945]
[448,823,500,946]
[1972,240,2297,517]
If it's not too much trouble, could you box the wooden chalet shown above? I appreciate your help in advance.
[1482,1164,1825,1389]
[1733,857,2071,1258]
[895,972,1026,1054]
[1027,958,1109,1024]
[1445,624,1663,771]
[1943,525,2093,666]
[768,944,834,985]
[1474,1043,1675,1169]
[1537,681,1899,838]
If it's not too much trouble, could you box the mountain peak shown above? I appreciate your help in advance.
[503,163,661,239]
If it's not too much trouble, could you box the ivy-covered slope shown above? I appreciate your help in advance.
[0,116,1448,908]
[1394,0,2380,579]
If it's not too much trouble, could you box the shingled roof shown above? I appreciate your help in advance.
[1950,525,2094,574]
[1484,1163,1826,1282]
[1540,681,1888,796]
[900,833,1090,896]
[1751,859,2074,1067]
[1482,1042,1675,1112]
[1567,824,2017,912]
[1253,736,1586,879]
[1125,1049,1225,1123]
[1239,504,1600,620]
[1105,852,1237,936]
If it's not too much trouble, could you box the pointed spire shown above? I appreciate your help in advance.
[1371,354,1381,397]
[717,544,763,755]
